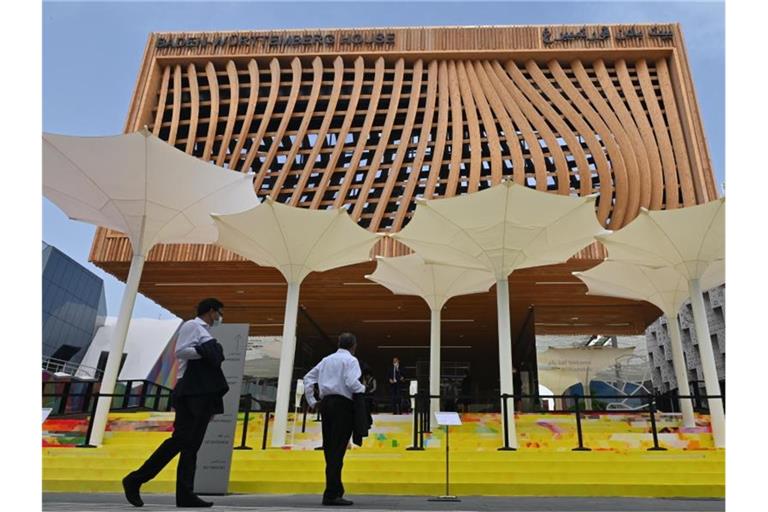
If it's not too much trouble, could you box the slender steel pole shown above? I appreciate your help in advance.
[648,395,667,451]
[261,411,271,450]
[235,395,253,450]
[573,394,590,451]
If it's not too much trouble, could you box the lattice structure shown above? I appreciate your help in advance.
[85,25,717,340]
[147,56,699,232]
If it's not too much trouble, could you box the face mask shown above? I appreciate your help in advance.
[213,314,223,327]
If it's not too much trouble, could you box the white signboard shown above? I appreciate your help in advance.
[434,411,462,426]
[193,324,248,495]
[42,408,52,423]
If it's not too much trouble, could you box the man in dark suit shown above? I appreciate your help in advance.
[303,332,366,506]
[388,356,405,414]
[122,298,229,508]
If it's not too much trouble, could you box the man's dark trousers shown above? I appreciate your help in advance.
[128,393,217,500]
[320,395,354,502]
[390,384,401,414]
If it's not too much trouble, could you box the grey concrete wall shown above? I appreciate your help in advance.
[644,285,725,393]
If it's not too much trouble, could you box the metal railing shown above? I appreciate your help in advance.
[42,379,175,417]
[406,390,724,452]
[43,386,279,450]
[496,392,723,451]
[42,357,103,380]
[44,384,724,452]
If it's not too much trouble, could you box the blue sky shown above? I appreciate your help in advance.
[42,0,725,320]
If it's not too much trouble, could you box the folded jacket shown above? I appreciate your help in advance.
[194,338,225,368]
[352,392,373,446]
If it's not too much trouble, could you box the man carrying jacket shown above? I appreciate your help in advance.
[122,298,229,508]
[303,332,366,506]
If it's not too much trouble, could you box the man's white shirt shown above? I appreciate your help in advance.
[303,349,366,408]
[175,317,214,379]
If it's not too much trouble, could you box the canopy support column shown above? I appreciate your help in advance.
[429,307,441,422]
[272,280,301,448]
[666,314,696,428]
[495,277,518,448]
[688,278,725,448]
[89,252,145,446]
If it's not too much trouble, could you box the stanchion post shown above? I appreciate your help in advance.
[261,411,271,450]
[418,394,425,449]
[235,394,253,450]
[498,393,515,451]
[77,392,100,448]
[648,394,667,451]
[406,393,424,451]
[572,394,591,451]
[301,402,308,433]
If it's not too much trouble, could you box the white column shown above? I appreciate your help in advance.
[688,278,725,448]
[666,313,696,428]
[272,281,301,447]
[429,307,441,422]
[89,253,145,446]
[495,277,518,448]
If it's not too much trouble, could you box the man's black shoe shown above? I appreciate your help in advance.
[122,475,144,507]
[322,497,354,506]
[176,495,214,508]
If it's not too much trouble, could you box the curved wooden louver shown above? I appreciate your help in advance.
[149,55,701,232]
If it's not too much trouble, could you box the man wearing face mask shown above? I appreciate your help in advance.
[122,298,228,508]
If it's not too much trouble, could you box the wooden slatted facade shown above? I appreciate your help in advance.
[89,25,717,370]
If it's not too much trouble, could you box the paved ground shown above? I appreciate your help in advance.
[42,493,724,512]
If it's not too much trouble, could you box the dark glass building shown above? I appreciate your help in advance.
[42,242,107,370]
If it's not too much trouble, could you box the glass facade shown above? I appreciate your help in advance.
[42,242,106,367]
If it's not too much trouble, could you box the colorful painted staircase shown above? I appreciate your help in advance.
[43,411,724,498]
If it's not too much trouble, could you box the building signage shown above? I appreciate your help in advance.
[542,25,674,45]
[156,32,396,50]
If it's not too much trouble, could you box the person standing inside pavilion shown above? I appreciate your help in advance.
[388,356,405,414]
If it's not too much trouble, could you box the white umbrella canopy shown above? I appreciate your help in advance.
[211,199,380,447]
[392,181,607,277]
[44,129,259,255]
[43,129,260,446]
[573,260,724,318]
[365,254,496,311]
[212,198,379,284]
[595,199,724,280]
[365,254,495,418]
[573,261,725,428]
[595,198,725,447]
[391,180,606,449]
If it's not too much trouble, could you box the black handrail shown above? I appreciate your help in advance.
[46,386,722,451]
[510,392,723,452]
